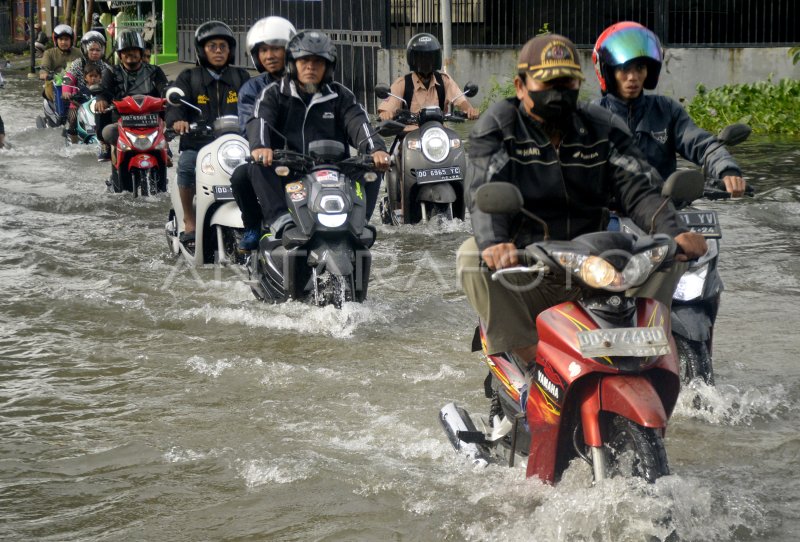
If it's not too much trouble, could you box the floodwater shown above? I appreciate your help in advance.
[1,71,799,541]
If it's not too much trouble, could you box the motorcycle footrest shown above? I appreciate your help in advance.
[456,430,488,445]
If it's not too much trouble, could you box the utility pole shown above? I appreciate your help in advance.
[28,0,36,76]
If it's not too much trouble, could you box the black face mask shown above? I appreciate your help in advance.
[527,88,579,124]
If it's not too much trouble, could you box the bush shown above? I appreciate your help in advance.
[686,78,800,135]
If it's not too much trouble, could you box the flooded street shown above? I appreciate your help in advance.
[2,71,799,541]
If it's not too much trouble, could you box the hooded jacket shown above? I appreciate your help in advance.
[596,93,742,181]
[237,71,281,135]
[467,98,687,251]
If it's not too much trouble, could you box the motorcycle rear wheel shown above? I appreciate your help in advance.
[674,336,715,385]
[423,202,453,223]
[604,415,669,483]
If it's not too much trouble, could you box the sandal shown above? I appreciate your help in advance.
[179,231,196,253]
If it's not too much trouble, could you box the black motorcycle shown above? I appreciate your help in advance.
[247,140,380,308]
[374,81,478,225]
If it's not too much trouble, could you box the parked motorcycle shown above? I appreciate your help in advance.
[107,94,169,197]
[440,171,705,484]
[373,81,478,225]
[164,81,249,264]
[618,123,752,385]
[247,141,380,308]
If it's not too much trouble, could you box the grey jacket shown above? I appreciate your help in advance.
[595,93,742,181]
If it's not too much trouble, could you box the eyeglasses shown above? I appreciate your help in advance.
[205,43,229,52]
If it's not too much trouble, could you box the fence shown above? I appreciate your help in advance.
[387,0,799,48]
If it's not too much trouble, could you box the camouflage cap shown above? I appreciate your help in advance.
[517,34,585,81]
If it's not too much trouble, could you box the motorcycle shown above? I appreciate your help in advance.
[247,141,380,308]
[440,171,706,484]
[373,81,478,225]
[36,73,67,129]
[164,87,249,265]
[617,123,753,385]
[107,94,169,197]
[68,93,99,144]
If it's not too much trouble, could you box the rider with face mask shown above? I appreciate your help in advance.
[377,33,479,121]
[593,22,746,197]
[165,21,250,250]
[456,33,707,369]
[232,16,296,250]
[246,30,390,237]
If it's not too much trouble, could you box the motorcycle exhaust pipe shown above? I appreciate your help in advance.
[439,402,489,467]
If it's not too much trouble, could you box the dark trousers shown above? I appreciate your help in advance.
[96,111,112,144]
[250,164,381,226]
[230,163,263,230]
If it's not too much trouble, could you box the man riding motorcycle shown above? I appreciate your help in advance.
[232,16,296,250]
[39,24,81,84]
[593,22,746,197]
[95,31,168,164]
[246,30,390,236]
[377,32,479,122]
[456,33,707,368]
[165,20,250,251]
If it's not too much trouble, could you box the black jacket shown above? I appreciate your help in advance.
[596,93,742,181]
[0,114,4,135]
[247,76,385,156]
[98,62,168,105]
[165,66,250,151]
[467,98,688,251]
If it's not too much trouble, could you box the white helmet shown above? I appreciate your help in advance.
[246,16,296,72]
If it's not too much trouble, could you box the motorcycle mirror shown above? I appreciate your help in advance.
[165,87,185,106]
[717,123,751,146]
[377,120,406,137]
[463,81,479,98]
[474,182,523,214]
[374,84,391,100]
[661,169,705,203]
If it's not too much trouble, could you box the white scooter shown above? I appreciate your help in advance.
[164,87,249,265]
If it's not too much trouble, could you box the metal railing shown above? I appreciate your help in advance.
[386,0,799,48]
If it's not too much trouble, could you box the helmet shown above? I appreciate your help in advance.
[593,21,663,95]
[80,30,106,58]
[116,30,145,53]
[286,30,337,83]
[52,24,74,47]
[246,16,296,72]
[406,33,442,75]
[194,21,236,68]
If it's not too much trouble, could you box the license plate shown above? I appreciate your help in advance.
[414,166,462,184]
[212,185,234,201]
[678,210,721,238]
[576,326,670,358]
[121,114,159,128]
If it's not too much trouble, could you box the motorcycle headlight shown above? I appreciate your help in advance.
[421,127,450,163]
[200,152,215,174]
[319,195,345,214]
[131,130,157,151]
[217,140,249,176]
[553,245,669,292]
[674,262,709,301]
[318,213,347,228]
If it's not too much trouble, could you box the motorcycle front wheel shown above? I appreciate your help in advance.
[316,273,353,309]
[603,415,669,483]
[674,336,715,385]
[422,202,453,223]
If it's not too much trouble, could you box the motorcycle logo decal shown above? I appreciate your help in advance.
[197,94,209,105]
[315,170,338,183]
[285,183,304,193]
[355,182,363,200]
[534,366,561,403]
[568,361,581,378]
[226,90,238,104]
[651,129,668,144]
[290,191,306,201]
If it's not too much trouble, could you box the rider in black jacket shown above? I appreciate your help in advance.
[95,30,168,161]
[457,34,707,366]
[165,21,250,245]
[246,30,389,234]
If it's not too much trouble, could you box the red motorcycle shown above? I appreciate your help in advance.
[440,172,705,484]
[108,94,169,197]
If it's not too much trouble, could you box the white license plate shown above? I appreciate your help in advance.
[213,185,234,201]
[415,166,462,183]
[576,327,670,358]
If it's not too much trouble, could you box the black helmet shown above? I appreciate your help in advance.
[286,30,337,83]
[406,33,442,75]
[194,21,236,68]
[116,30,145,54]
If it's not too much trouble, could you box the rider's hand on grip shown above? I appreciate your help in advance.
[674,232,707,262]
[481,242,521,271]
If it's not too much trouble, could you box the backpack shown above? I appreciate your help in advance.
[402,71,446,112]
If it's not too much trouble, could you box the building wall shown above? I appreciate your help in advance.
[377,46,799,107]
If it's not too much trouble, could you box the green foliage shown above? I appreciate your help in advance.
[790,46,800,65]
[686,78,800,135]
[479,75,516,111]
[537,23,551,36]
